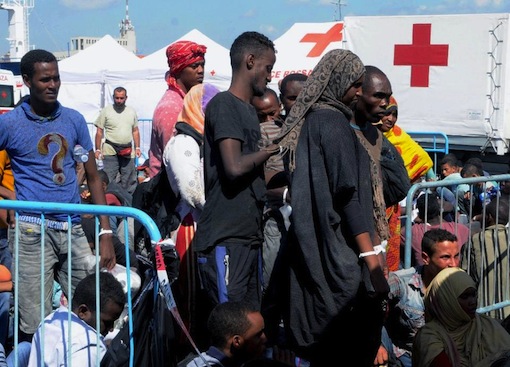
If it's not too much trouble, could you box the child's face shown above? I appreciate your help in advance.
[441,163,457,177]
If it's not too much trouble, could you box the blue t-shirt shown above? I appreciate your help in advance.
[0,100,92,221]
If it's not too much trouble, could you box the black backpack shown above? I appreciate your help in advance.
[101,267,180,367]
[132,168,180,253]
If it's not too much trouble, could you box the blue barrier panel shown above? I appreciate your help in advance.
[0,200,162,367]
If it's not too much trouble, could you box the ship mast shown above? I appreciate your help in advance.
[0,0,34,61]
[119,0,134,37]
[119,0,136,53]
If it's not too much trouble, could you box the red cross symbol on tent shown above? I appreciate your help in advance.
[300,23,343,57]
[394,23,449,87]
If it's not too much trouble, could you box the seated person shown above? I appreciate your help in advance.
[178,301,268,367]
[402,192,470,266]
[413,267,510,367]
[439,153,462,181]
[458,163,498,219]
[28,272,125,367]
[0,341,31,367]
[376,229,459,367]
[435,154,463,209]
[461,196,510,320]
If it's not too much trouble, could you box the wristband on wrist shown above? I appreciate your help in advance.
[135,147,140,150]
[359,242,387,258]
[98,229,113,237]
[95,149,101,153]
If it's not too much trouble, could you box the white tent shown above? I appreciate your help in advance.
[57,30,232,155]
[137,29,232,92]
[102,29,232,121]
[58,34,143,123]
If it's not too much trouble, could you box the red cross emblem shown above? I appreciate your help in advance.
[300,23,343,57]
[394,24,449,87]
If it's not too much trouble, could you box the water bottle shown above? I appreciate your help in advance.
[73,144,88,163]
[96,157,104,170]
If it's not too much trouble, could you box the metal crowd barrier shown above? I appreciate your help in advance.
[0,200,162,367]
[403,173,510,316]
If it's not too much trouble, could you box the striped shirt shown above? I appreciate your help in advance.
[461,224,510,320]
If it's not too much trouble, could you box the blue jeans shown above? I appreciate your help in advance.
[0,292,10,348]
[381,326,411,367]
[3,341,31,367]
[8,222,95,334]
[0,229,11,272]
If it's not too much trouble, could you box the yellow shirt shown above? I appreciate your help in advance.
[0,150,14,228]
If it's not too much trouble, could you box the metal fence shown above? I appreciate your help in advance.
[0,200,163,367]
[403,173,510,316]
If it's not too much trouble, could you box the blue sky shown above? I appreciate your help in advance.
[0,0,508,56]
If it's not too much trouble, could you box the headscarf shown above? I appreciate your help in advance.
[381,96,433,182]
[276,49,365,172]
[177,83,220,136]
[414,267,510,367]
[386,95,398,116]
[165,40,207,91]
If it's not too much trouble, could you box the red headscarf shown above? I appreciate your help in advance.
[165,41,206,94]
[165,40,207,84]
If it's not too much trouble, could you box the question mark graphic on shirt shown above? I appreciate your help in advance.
[37,133,68,185]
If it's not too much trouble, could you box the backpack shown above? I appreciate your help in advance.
[132,168,180,253]
[101,268,180,367]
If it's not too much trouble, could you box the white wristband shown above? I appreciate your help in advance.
[359,243,387,258]
[98,229,113,237]
[283,187,288,203]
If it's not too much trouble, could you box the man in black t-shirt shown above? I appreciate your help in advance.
[193,32,278,313]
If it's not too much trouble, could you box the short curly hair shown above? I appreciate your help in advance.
[20,49,57,79]
[207,301,259,349]
[72,272,126,313]
[230,31,275,71]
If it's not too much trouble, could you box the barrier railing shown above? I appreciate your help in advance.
[403,173,510,316]
[0,200,162,367]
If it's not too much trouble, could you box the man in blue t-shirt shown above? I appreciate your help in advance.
[0,49,116,341]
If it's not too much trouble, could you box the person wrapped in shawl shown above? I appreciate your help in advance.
[276,49,389,366]
[376,96,434,183]
[148,40,207,177]
[413,267,510,367]
[162,82,219,342]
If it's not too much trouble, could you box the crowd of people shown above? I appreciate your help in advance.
[0,28,508,367]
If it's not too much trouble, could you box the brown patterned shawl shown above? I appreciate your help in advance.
[276,49,365,172]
